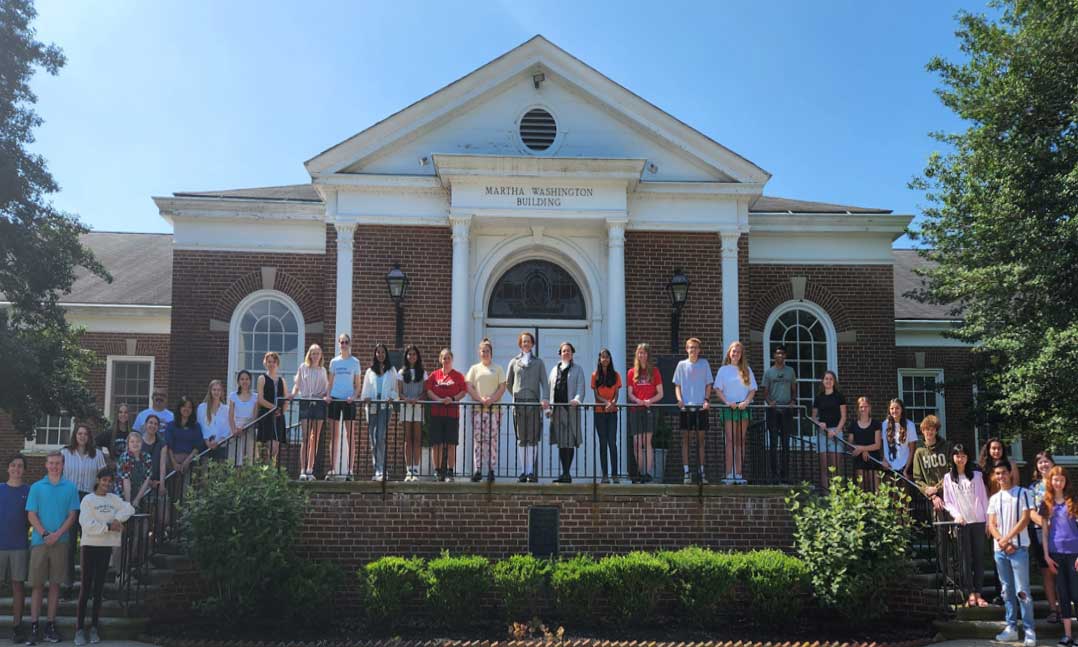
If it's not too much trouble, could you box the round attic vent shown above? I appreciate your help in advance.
[519,108,557,152]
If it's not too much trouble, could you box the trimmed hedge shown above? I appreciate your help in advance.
[359,547,809,628]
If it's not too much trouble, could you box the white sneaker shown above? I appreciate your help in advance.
[372,472,382,481]
[722,471,735,484]
[996,627,1019,643]
[1023,632,1037,647]
[682,473,692,484]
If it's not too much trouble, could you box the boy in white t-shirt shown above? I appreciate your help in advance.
[987,459,1036,646]
[672,338,712,484]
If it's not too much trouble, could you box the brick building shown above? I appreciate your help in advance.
[5,35,1008,478]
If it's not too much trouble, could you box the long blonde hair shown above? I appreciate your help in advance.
[632,343,652,382]
[303,344,323,367]
[202,379,225,423]
[723,341,750,386]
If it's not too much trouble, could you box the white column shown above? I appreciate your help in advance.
[334,220,356,338]
[606,219,627,369]
[720,231,741,350]
[450,215,472,358]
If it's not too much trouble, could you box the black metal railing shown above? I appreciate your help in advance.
[111,396,958,616]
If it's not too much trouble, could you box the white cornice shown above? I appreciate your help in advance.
[316,174,445,194]
[154,196,325,225]
[749,213,913,237]
[0,302,172,335]
[634,181,765,200]
[895,319,973,348]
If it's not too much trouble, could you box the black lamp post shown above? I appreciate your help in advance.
[385,264,409,351]
[667,268,690,354]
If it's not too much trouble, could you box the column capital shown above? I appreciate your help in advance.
[606,218,627,248]
[719,230,741,255]
[334,221,357,247]
[449,215,472,243]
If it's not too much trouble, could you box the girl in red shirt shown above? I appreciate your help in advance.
[424,349,467,482]
[627,343,663,483]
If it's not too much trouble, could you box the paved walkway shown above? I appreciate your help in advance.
[932,640,1061,646]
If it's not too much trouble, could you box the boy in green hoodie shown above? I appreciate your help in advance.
[913,415,951,513]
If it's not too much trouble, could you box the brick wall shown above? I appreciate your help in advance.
[168,249,330,400]
[351,225,452,363]
[894,346,976,451]
[747,264,897,416]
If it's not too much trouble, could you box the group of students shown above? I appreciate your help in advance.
[907,429,1078,647]
[1,451,135,645]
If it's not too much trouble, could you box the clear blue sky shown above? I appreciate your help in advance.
[29,0,986,245]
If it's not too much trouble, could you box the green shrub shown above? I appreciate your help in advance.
[659,547,736,621]
[551,555,603,624]
[788,475,913,622]
[424,552,491,627]
[493,554,552,621]
[736,549,809,622]
[273,559,343,628]
[597,551,670,623]
[181,463,307,623]
[361,556,427,627]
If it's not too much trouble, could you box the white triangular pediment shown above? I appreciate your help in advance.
[305,36,770,185]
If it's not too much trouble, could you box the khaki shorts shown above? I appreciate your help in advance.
[0,549,28,582]
[29,542,67,587]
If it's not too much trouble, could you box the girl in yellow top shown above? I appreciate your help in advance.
[465,338,506,483]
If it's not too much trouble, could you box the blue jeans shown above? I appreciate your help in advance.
[994,547,1035,633]
[367,405,391,474]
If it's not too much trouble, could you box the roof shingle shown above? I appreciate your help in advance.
[65,232,173,306]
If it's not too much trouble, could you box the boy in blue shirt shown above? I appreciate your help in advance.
[25,451,79,644]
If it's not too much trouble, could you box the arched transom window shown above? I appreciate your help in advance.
[228,290,304,391]
[764,300,838,425]
[488,260,586,320]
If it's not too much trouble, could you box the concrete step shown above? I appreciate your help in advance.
[2,615,147,641]
[0,597,129,619]
[149,552,191,570]
[934,618,1064,640]
[954,600,1054,621]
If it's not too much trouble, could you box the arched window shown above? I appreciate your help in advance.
[763,301,838,423]
[228,290,304,392]
[487,260,586,320]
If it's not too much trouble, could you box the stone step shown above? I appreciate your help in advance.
[0,597,129,619]
[149,552,191,570]
[954,600,1054,621]
[934,618,1064,640]
[1,615,147,641]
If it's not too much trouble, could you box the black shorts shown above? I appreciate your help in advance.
[327,401,355,421]
[299,400,327,420]
[680,408,709,431]
[429,416,459,445]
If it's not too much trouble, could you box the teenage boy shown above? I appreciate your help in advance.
[760,345,796,482]
[133,390,173,433]
[673,338,712,484]
[912,415,951,513]
[1,455,31,642]
[987,459,1036,647]
[25,451,80,645]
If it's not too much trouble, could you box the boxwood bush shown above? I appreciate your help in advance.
[361,556,427,628]
[737,549,809,623]
[597,552,670,623]
[660,546,737,622]
[551,555,604,624]
[424,552,491,627]
[493,554,552,621]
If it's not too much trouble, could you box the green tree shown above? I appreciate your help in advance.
[910,0,1078,449]
[0,0,108,435]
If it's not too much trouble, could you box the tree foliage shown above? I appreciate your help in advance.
[910,0,1078,449]
[0,0,108,435]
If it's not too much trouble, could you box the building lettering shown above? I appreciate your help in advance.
[483,185,595,208]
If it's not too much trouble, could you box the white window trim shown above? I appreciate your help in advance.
[227,289,305,393]
[763,299,839,374]
[897,368,947,437]
[104,355,156,421]
[24,415,75,453]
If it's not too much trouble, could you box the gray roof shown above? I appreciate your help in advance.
[65,232,173,306]
[893,249,959,320]
[173,183,892,215]
[174,184,321,202]
[749,195,891,214]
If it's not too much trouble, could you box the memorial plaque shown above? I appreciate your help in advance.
[528,506,559,558]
